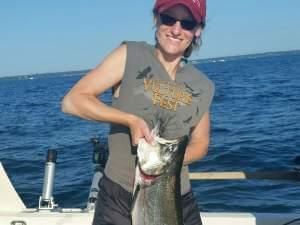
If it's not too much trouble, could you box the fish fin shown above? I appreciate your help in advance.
[151,122,160,137]
[132,165,141,212]
[131,183,140,213]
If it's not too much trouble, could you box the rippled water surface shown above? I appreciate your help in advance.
[0,51,299,212]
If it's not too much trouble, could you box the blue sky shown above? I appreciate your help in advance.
[1,0,300,77]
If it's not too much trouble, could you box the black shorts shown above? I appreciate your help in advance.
[92,174,202,225]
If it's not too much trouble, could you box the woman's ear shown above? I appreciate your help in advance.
[195,27,202,38]
[153,15,158,26]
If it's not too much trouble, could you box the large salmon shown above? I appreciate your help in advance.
[131,127,188,225]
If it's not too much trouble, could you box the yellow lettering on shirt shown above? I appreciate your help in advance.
[144,78,192,111]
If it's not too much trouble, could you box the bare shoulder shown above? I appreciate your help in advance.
[92,43,127,81]
[101,43,127,66]
[69,44,128,96]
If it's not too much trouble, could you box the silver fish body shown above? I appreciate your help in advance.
[131,132,188,225]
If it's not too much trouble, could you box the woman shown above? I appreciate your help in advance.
[62,0,214,224]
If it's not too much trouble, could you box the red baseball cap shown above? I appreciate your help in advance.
[153,0,206,23]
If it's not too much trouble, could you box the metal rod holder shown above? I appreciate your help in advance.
[39,149,58,210]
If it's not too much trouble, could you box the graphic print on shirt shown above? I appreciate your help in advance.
[144,79,192,111]
[134,65,206,138]
[134,66,204,137]
[135,66,202,113]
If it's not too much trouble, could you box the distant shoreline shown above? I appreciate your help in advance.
[191,49,300,64]
[1,49,299,79]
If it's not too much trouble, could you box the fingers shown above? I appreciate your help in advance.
[131,127,153,146]
[130,126,143,146]
[128,116,154,146]
[131,136,139,146]
[143,127,154,144]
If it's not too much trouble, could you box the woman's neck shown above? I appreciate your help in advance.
[155,48,183,80]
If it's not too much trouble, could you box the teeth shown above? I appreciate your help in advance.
[169,37,180,42]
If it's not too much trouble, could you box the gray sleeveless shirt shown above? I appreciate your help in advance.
[104,41,214,194]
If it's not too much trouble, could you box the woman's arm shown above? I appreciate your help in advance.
[183,111,211,165]
[61,44,153,145]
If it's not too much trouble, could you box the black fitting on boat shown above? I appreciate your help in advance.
[91,138,101,164]
[47,149,57,163]
[295,156,300,171]
[86,137,107,211]
[91,137,108,168]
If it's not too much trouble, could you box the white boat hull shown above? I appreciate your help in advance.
[1,162,299,225]
[1,210,300,225]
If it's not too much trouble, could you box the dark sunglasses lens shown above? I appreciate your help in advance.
[160,14,197,31]
[160,14,176,26]
[181,21,197,30]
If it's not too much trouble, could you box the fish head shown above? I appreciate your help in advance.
[136,132,188,186]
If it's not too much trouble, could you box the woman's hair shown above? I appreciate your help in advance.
[153,9,205,59]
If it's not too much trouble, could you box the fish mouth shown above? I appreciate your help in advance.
[138,164,161,182]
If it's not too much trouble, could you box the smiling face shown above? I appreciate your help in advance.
[155,5,202,59]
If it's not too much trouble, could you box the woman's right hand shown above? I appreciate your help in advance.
[127,115,154,146]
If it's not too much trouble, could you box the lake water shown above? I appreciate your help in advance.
[0,50,299,213]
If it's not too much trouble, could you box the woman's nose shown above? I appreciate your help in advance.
[170,21,182,35]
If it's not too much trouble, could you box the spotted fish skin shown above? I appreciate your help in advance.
[131,130,188,225]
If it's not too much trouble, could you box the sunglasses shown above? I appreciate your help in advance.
[159,13,198,31]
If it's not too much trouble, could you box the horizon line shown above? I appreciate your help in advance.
[1,49,299,79]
